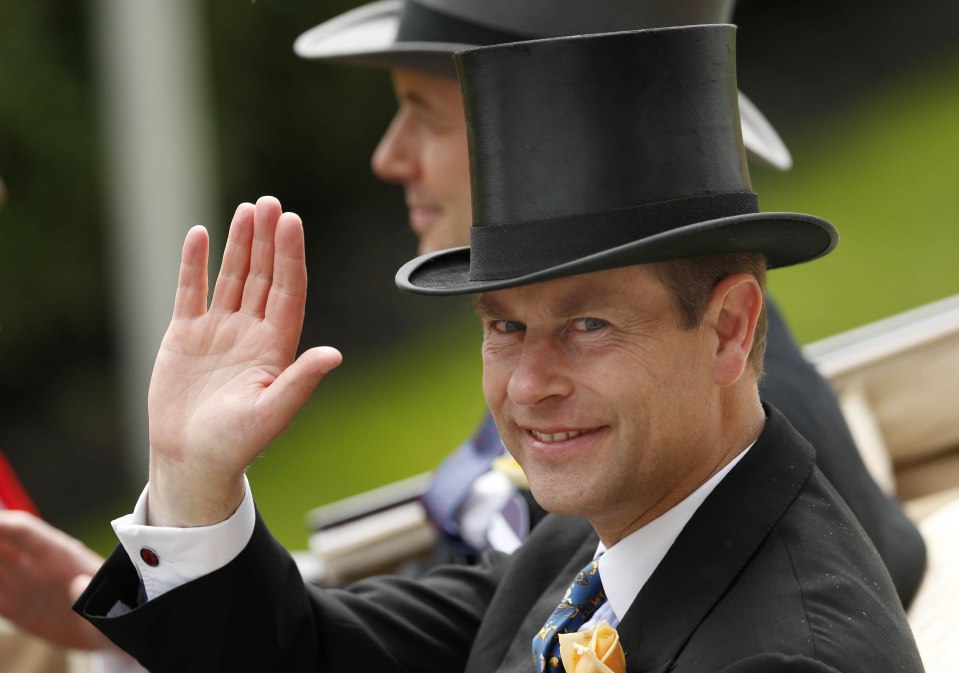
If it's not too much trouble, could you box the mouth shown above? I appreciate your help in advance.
[528,427,603,444]
[406,204,443,233]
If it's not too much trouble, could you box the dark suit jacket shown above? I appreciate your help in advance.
[75,405,923,672]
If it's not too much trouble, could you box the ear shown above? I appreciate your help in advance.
[706,273,763,387]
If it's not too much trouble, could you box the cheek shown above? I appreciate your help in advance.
[450,137,471,185]
[481,352,509,407]
[442,139,471,193]
[423,134,468,188]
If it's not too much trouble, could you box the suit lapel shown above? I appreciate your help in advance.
[616,404,815,672]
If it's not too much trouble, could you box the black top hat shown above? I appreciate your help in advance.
[295,0,791,169]
[395,26,837,296]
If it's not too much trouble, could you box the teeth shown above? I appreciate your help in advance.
[532,429,583,443]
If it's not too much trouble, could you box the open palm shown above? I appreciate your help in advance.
[147,197,342,526]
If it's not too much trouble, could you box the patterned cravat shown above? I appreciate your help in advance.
[421,412,504,544]
[532,558,607,672]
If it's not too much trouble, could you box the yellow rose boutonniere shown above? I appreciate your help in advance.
[558,620,626,673]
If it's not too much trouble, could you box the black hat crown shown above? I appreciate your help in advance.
[396,26,836,295]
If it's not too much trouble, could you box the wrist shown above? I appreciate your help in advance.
[147,453,246,527]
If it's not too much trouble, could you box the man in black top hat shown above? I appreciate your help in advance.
[296,0,925,604]
[74,25,922,673]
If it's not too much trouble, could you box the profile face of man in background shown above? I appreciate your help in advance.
[371,69,469,254]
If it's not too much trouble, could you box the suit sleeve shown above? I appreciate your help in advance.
[73,511,508,673]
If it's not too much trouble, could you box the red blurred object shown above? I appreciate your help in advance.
[0,449,39,514]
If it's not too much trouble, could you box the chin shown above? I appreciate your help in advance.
[527,479,584,517]
[418,240,443,255]
[418,226,469,255]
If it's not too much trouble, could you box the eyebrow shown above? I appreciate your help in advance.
[472,295,503,320]
[400,90,438,115]
[552,289,612,318]
[473,284,632,321]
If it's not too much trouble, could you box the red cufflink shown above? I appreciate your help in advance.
[139,547,160,567]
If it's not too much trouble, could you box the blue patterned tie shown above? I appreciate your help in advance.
[532,559,606,672]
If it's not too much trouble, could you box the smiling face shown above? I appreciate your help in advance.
[371,68,472,255]
[476,264,765,545]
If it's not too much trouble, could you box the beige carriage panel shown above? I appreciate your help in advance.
[806,294,959,499]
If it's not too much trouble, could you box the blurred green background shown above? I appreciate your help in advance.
[1,0,957,555]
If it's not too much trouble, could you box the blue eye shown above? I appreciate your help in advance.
[494,320,524,333]
[577,317,608,331]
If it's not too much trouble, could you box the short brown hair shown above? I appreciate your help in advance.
[650,253,768,377]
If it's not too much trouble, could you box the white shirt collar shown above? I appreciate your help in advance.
[596,442,753,622]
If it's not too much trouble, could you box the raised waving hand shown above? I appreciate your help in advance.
[147,197,342,527]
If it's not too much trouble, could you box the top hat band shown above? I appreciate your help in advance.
[469,191,760,281]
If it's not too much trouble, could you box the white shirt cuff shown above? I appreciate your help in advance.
[111,476,256,601]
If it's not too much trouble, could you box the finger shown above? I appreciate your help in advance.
[240,196,282,318]
[265,211,308,338]
[210,203,255,313]
[172,226,211,319]
[255,346,343,438]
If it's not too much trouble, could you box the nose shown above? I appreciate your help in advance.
[371,109,418,185]
[506,332,574,407]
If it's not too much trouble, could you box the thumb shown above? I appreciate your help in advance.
[256,346,344,435]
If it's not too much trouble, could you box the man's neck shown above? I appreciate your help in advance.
[591,395,766,547]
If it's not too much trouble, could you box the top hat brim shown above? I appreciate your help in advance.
[293,0,473,78]
[396,212,837,296]
[294,0,792,169]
